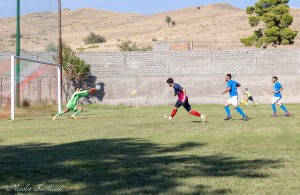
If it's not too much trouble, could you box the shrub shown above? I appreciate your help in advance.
[86,44,99,49]
[84,33,106,45]
[152,38,157,42]
[117,40,153,52]
[10,33,23,39]
[45,42,58,52]
[22,99,30,107]
[76,47,85,52]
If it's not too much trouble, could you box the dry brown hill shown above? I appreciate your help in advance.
[0,3,300,52]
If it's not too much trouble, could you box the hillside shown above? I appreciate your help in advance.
[0,3,300,52]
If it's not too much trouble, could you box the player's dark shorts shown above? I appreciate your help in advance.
[175,99,191,112]
[248,96,253,101]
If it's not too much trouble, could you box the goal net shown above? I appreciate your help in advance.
[0,55,61,120]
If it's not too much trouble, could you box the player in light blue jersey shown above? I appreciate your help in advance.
[270,76,290,117]
[222,74,248,121]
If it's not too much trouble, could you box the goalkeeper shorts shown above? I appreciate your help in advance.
[66,104,78,111]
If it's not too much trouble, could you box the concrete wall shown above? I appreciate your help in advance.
[1,49,300,107]
[76,49,300,105]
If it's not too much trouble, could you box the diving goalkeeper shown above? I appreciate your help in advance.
[53,87,96,120]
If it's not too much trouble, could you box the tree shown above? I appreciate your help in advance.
[54,43,91,99]
[165,16,172,26]
[172,21,176,26]
[241,0,298,48]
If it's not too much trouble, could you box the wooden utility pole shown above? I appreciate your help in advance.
[16,0,20,106]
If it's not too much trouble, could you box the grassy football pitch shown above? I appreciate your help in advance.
[0,104,299,194]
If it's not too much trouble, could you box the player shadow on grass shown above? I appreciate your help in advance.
[189,117,254,123]
[0,139,282,194]
[230,117,254,121]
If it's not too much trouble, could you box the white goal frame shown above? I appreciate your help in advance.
[10,55,62,120]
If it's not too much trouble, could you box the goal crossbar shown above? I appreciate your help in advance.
[10,55,62,120]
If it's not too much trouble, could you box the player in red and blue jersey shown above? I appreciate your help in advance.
[270,76,290,117]
[222,74,248,121]
[164,78,206,124]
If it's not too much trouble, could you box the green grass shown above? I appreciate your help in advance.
[0,104,299,194]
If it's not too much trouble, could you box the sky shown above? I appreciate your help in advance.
[0,0,300,17]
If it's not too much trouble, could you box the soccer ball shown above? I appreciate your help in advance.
[96,85,101,90]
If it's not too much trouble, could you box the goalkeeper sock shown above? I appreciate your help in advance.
[53,111,64,120]
[72,110,82,117]
[171,109,177,118]
[55,111,64,117]
[190,110,201,117]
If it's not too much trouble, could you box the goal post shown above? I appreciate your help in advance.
[10,55,62,120]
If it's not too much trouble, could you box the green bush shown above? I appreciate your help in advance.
[84,33,106,45]
[241,35,257,47]
[45,42,58,52]
[117,40,152,52]
[86,44,99,49]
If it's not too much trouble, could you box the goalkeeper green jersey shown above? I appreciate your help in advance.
[66,90,89,110]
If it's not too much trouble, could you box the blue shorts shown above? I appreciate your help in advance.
[175,99,191,112]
